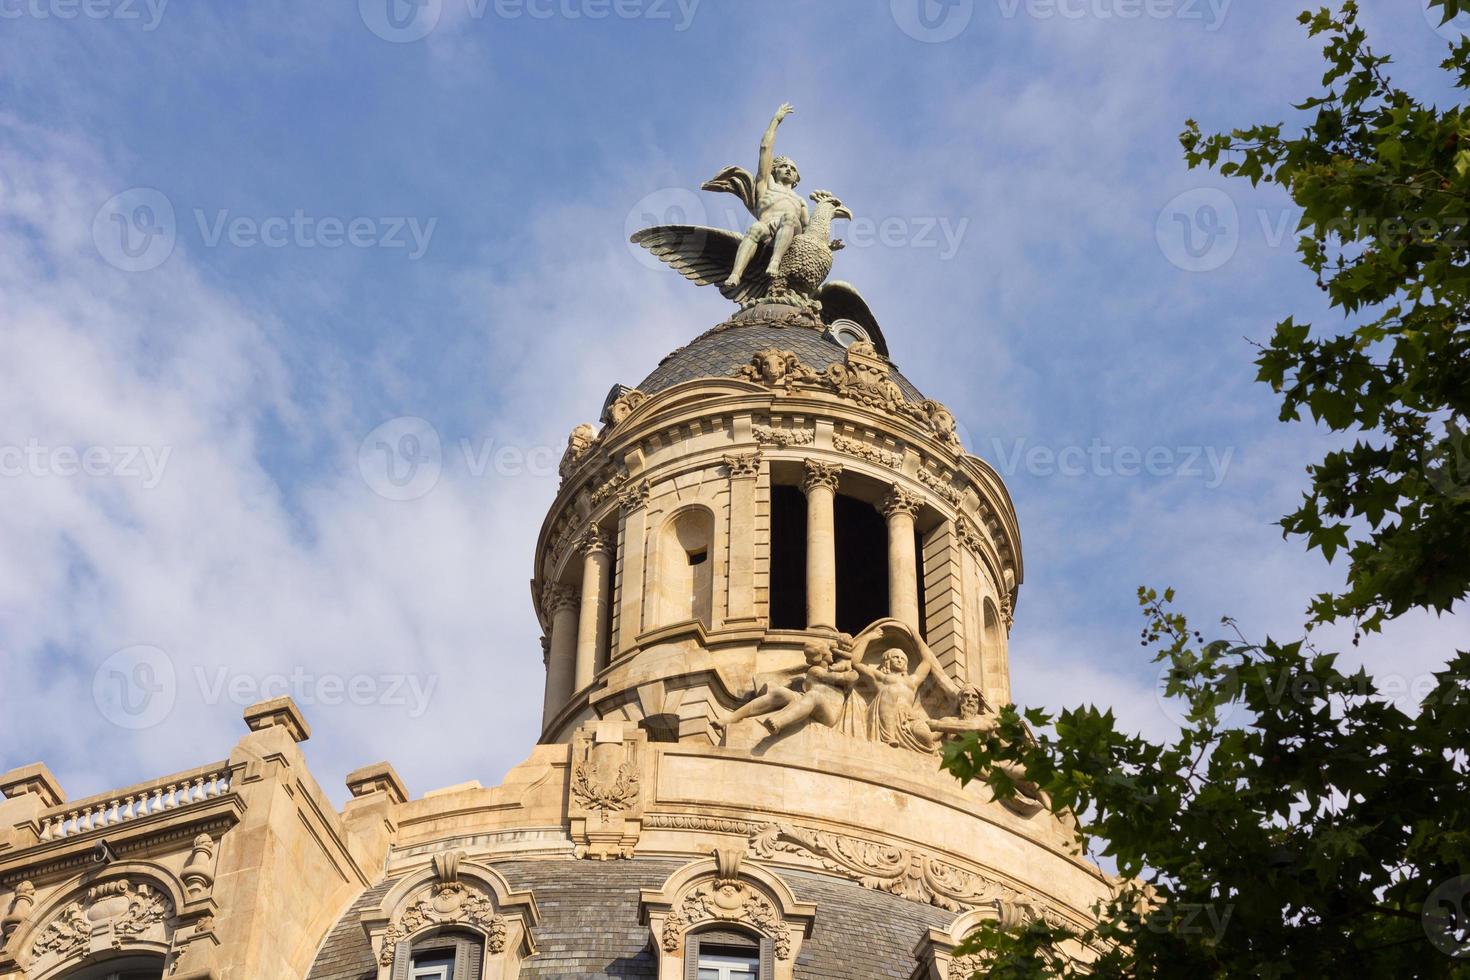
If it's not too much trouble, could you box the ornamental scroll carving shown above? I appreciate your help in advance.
[559,423,599,481]
[31,879,172,961]
[733,345,963,450]
[377,855,507,965]
[662,877,791,961]
[606,388,649,426]
[750,822,1036,915]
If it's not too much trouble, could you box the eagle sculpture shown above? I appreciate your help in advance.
[629,103,886,351]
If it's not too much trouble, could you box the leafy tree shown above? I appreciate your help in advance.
[945,4,1470,976]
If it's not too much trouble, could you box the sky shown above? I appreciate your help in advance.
[0,0,1467,808]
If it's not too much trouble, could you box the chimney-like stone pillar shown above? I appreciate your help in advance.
[543,584,581,728]
[883,486,923,630]
[575,528,614,690]
[802,461,843,631]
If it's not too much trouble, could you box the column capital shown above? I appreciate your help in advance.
[801,460,843,495]
[579,524,614,556]
[882,486,922,520]
[722,452,762,480]
[543,582,581,617]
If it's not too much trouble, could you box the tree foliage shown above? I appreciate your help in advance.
[945,4,1470,976]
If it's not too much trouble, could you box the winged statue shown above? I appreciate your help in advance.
[631,104,883,341]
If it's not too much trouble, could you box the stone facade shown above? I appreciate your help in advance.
[0,303,1110,980]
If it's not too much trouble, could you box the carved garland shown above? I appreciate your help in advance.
[832,433,902,468]
[660,879,791,961]
[377,883,507,966]
[570,759,640,812]
[753,423,815,447]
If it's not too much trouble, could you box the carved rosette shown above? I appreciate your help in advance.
[722,452,762,480]
[800,460,843,495]
[881,486,922,520]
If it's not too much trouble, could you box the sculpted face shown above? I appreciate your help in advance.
[881,649,909,675]
[959,687,982,718]
[772,157,800,187]
[803,642,831,667]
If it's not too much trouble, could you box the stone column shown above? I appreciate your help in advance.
[724,452,761,623]
[616,481,651,653]
[802,461,843,631]
[542,584,580,728]
[883,486,923,630]
[575,527,614,690]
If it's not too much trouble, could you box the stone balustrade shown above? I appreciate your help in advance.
[36,761,233,841]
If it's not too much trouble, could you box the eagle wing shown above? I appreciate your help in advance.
[630,225,769,304]
[817,280,889,357]
[701,165,760,215]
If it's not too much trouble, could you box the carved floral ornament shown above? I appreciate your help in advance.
[640,851,815,978]
[26,876,174,965]
[736,346,962,451]
[369,852,538,969]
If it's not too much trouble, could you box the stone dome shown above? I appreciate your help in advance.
[636,306,925,403]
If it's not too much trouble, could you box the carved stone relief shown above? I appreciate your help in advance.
[377,853,507,965]
[833,433,902,468]
[753,423,815,447]
[559,423,599,481]
[567,722,647,860]
[722,453,761,479]
[30,879,172,963]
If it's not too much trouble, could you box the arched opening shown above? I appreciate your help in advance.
[63,957,167,980]
[658,507,714,628]
[834,492,888,636]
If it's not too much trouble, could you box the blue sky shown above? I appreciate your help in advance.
[1,0,1466,805]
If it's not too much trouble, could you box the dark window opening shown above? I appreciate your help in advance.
[835,493,888,636]
[688,549,708,566]
[769,484,806,629]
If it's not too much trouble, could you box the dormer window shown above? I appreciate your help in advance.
[688,928,766,980]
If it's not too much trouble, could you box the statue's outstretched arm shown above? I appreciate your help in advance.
[757,103,794,185]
